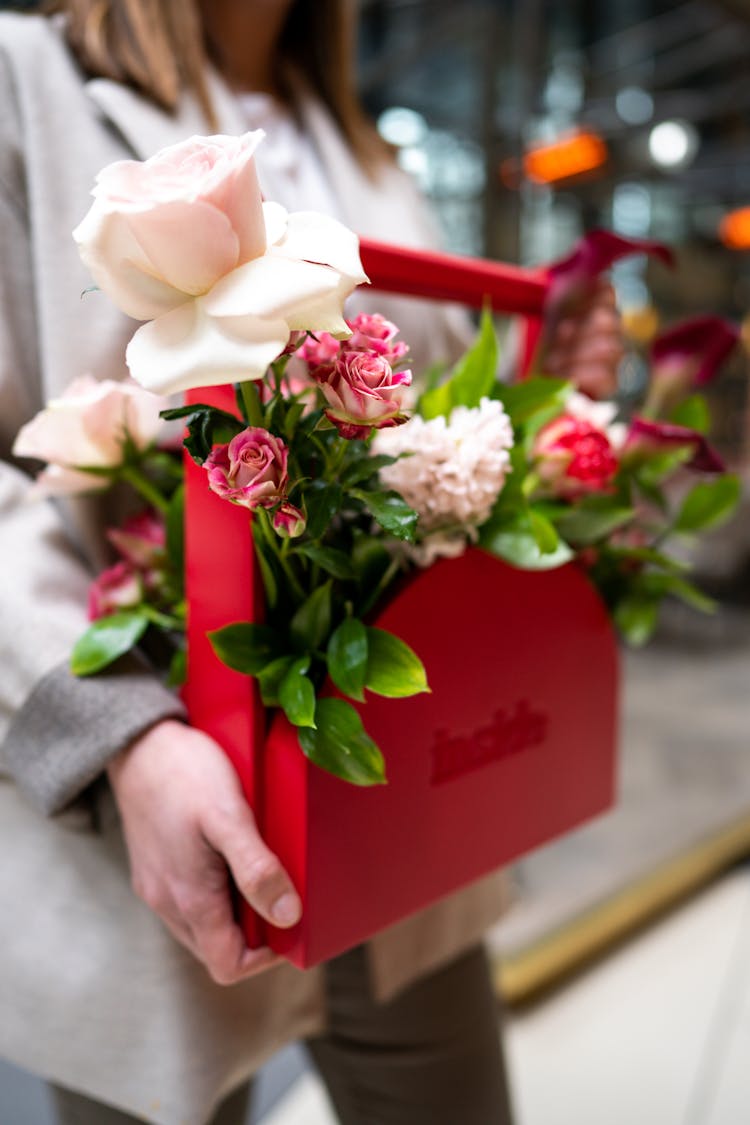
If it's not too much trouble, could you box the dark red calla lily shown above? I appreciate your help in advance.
[546,230,675,315]
[649,315,739,400]
[624,417,725,474]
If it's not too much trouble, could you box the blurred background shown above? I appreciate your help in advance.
[1,1,749,1123]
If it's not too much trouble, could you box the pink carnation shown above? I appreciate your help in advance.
[205,427,289,509]
[315,352,411,440]
[533,415,618,498]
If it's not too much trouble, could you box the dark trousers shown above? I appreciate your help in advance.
[51,944,515,1125]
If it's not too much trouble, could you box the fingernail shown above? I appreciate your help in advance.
[270,893,301,926]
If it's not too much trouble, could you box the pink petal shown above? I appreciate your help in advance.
[547,230,674,313]
[651,316,739,387]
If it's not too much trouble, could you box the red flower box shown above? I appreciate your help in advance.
[182,242,619,967]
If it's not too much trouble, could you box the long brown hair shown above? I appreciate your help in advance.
[49,0,387,171]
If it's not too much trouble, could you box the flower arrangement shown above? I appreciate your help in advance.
[13,133,742,786]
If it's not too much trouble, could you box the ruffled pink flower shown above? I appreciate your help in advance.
[273,501,306,539]
[315,352,411,440]
[345,314,409,365]
[622,418,725,474]
[88,562,142,621]
[205,427,289,509]
[533,415,619,498]
[107,510,166,568]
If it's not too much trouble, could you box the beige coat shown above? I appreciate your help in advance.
[0,13,509,1125]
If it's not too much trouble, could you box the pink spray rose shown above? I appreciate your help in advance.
[273,501,306,539]
[315,352,412,440]
[205,428,289,510]
[107,511,167,569]
[345,314,409,365]
[74,133,368,395]
[12,375,165,498]
[296,332,342,369]
[533,414,619,498]
[88,562,143,621]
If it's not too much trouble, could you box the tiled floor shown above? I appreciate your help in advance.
[261,867,750,1125]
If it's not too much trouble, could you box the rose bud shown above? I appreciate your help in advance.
[315,352,411,440]
[88,562,142,621]
[533,414,619,498]
[273,501,306,539]
[296,332,341,370]
[204,427,289,509]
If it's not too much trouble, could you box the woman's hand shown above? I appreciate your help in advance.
[543,280,625,399]
[107,719,302,986]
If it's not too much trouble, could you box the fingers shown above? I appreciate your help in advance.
[203,800,302,931]
[545,283,624,398]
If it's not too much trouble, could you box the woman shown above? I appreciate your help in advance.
[0,3,622,1123]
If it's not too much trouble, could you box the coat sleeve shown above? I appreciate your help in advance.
[0,57,185,817]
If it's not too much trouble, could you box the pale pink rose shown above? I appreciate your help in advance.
[273,501,306,539]
[13,376,166,498]
[107,511,166,568]
[346,314,409,365]
[204,427,289,510]
[88,562,143,621]
[74,134,368,396]
[315,352,411,440]
[533,414,618,498]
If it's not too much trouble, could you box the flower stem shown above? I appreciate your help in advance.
[239,381,264,428]
[256,509,306,602]
[120,465,170,514]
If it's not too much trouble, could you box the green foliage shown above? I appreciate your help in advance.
[480,509,574,570]
[70,611,149,676]
[365,627,430,698]
[327,618,368,701]
[419,307,498,420]
[674,475,741,533]
[352,489,418,542]
[298,698,386,785]
[208,623,282,675]
[279,657,317,728]
[670,395,711,434]
[290,582,332,652]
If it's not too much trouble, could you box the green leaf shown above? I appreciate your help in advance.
[297,545,355,581]
[420,306,497,420]
[298,698,386,786]
[674,475,741,533]
[494,376,568,426]
[159,403,239,424]
[556,499,636,544]
[353,489,418,542]
[328,617,368,701]
[70,611,149,676]
[279,657,316,728]
[342,454,398,487]
[480,510,574,570]
[304,482,343,539]
[640,573,717,613]
[257,655,295,706]
[365,627,429,698]
[290,582,332,652]
[614,595,659,646]
[165,484,184,573]
[167,646,187,688]
[670,395,711,434]
[528,509,561,554]
[208,622,283,675]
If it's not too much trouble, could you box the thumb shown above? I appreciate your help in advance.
[203,800,302,929]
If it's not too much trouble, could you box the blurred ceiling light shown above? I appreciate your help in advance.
[616,87,654,126]
[621,305,660,345]
[376,107,428,148]
[648,120,699,169]
[518,130,608,186]
[719,207,750,250]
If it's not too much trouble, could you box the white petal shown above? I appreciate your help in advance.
[28,465,111,499]
[203,254,340,320]
[273,211,369,285]
[263,201,289,247]
[74,202,188,321]
[126,299,290,395]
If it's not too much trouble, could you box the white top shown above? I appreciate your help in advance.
[237,90,340,216]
